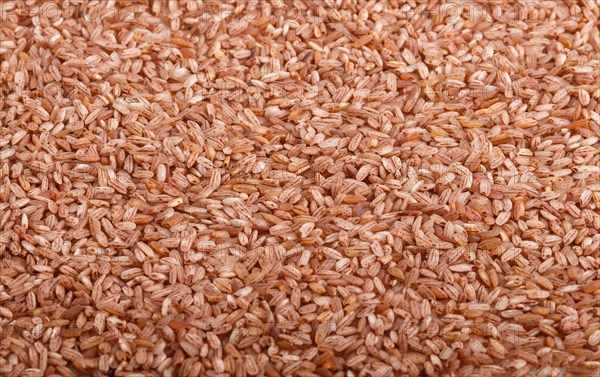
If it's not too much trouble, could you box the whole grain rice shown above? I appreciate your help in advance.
[0,0,600,376]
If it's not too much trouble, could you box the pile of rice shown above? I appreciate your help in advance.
[0,0,599,376]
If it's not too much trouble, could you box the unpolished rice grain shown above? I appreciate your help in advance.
[0,0,600,376]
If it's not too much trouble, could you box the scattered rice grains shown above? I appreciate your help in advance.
[0,0,599,377]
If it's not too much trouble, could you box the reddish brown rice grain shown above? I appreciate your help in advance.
[1,0,599,376]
